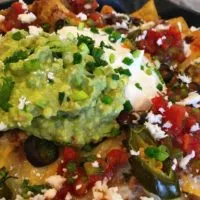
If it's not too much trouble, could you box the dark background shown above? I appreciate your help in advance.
[0,0,199,26]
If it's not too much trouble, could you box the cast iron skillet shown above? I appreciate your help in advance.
[0,0,199,26]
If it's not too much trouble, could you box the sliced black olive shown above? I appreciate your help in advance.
[55,19,69,31]
[24,136,59,167]
[159,63,174,84]
[0,184,12,199]
[129,17,143,26]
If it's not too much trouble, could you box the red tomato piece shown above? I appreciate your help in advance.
[87,175,102,189]
[63,147,79,163]
[88,12,104,27]
[185,116,197,132]
[72,177,88,196]
[53,184,72,200]
[151,95,168,114]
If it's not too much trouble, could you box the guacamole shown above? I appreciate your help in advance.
[0,29,127,145]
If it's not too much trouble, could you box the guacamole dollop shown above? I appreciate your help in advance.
[0,29,127,145]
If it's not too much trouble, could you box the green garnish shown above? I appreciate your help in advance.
[135,83,142,90]
[109,53,115,64]
[123,57,134,66]
[124,100,133,112]
[78,22,85,30]
[90,27,99,34]
[12,31,23,41]
[101,95,113,105]
[132,50,140,58]
[112,74,120,81]
[145,145,169,162]
[0,167,16,186]
[157,83,163,91]
[109,31,121,43]
[24,59,41,72]
[141,65,144,70]
[100,41,113,49]
[145,68,152,75]
[154,68,165,84]
[104,27,114,34]
[73,52,82,64]
[0,77,15,112]
[111,128,120,137]
[77,35,95,53]
[58,92,65,105]
[66,162,77,173]
[86,61,96,73]
[92,47,104,60]
[115,67,131,77]
[42,23,50,32]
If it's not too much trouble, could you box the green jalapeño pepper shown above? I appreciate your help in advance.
[128,125,181,199]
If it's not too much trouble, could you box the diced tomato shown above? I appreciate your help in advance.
[88,12,104,27]
[164,105,187,135]
[72,177,88,196]
[106,149,128,168]
[11,2,25,15]
[87,175,102,189]
[185,116,197,132]
[63,147,79,163]
[53,183,72,200]
[151,95,168,114]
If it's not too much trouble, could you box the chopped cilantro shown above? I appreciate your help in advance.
[157,83,163,91]
[0,77,15,112]
[124,100,133,112]
[104,27,114,34]
[58,92,65,105]
[101,95,113,105]
[112,74,120,80]
[90,27,99,34]
[135,83,142,90]
[132,50,140,58]
[122,57,134,66]
[73,52,82,64]
[115,67,131,77]
[12,31,23,41]
[109,31,121,43]
[66,162,77,173]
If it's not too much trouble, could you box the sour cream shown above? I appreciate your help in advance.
[58,26,165,111]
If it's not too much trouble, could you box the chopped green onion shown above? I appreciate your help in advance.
[145,68,152,75]
[92,48,104,60]
[58,92,65,105]
[42,23,50,32]
[112,74,120,81]
[115,67,131,77]
[77,35,95,53]
[154,68,165,84]
[101,95,113,105]
[12,32,23,41]
[66,162,77,173]
[141,65,144,70]
[71,90,88,101]
[104,27,114,34]
[157,83,163,91]
[90,27,99,34]
[135,83,142,90]
[86,61,96,73]
[109,31,121,43]
[73,53,82,64]
[109,53,115,64]
[100,41,113,49]
[132,50,140,58]
[79,43,90,54]
[123,57,134,66]
[124,100,133,112]
[78,22,85,30]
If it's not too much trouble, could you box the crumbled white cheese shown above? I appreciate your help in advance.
[92,178,123,200]
[46,175,66,190]
[145,122,168,140]
[156,36,166,46]
[0,122,7,131]
[158,107,165,114]
[65,193,72,200]
[18,12,36,24]
[28,26,43,36]
[84,3,92,10]
[15,195,25,200]
[0,15,5,23]
[183,41,191,57]
[76,12,87,21]
[44,188,57,199]
[168,101,173,108]
[136,30,147,41]
[92,161,99,168]
[19,0,28,10]
[76,184,82,190]
[47,72,55,81]
[179,150,195,170]
[130,149,140,156]
[190,26,200,32]
[177,73,192,85]
[163,121,172,129]
[190,123,200,132]
[140,197,154,200]
[177,91,200,108]
[172,158,178,171]
[146,111,162,124]
[18,96,31,110]
[116,21,128,30]
[155,24,170,31]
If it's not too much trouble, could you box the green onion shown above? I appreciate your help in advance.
[145,68,152,75]
[141,65,144,70]
[79,43,90,54]
[90,27,99,34]
[101,95,113,105]
[135,83,142,90]
[73,53,82,64]
[112,74,120,81]
[115,67,131,77]
[100,41,113,49]
[157,83,163,91]
[109,31,121,43]
[154,68,165,84]
[86,61,96,73]
[124,100,133,112]
[109,53,115,64]
[66,162,77,173]
[78,22,85,30]
[132,50,140,58]
[123,57,134,66]
[92,47,104,60]
[58,92,65,105]
[104,27,114,34]
[12,32,23,41]
[42,23,50,32]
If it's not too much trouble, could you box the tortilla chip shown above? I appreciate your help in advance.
[131,0,159,22]
[101,5,115,15]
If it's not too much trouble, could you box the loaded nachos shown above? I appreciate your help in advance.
[0,0,199,199]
